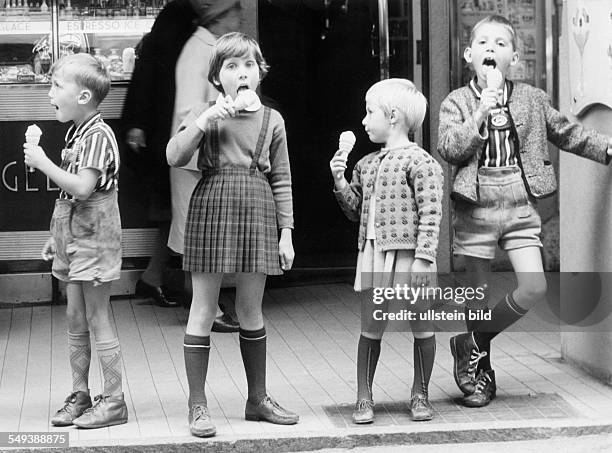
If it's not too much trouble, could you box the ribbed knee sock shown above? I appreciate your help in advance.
[356,335,381,401]
[412,335,436,398]
[475,292,528,347]
[239,327,267,404]
[184,334,210,407]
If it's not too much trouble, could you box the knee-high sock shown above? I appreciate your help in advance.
[240,327,267,404]
[184,334,210,407]
[357,335,381,401]
[96,338,122,396]
[475,292,528,347]
[412,335,436,398]
[68,331,90,393]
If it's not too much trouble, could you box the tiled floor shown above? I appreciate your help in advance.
[1,281,612,448]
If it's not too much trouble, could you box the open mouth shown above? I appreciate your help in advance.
[482,57,497,68]
[237,85,250,93]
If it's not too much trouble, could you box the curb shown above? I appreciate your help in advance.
[4,419,612,453]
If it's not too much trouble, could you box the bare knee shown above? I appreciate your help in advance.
[66,306,87,332]
[235,302,262,325]
[517,278,547,303]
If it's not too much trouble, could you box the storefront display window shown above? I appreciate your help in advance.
[0,0,158,84]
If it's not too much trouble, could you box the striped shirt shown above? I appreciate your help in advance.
[60,112,120,199]
[469,78,518,168]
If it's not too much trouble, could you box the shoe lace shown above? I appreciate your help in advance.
[467,350,488,379]
[57,392,80,413]
[355,399,374,411]
[81,394,108,415]
[192,405,209,421]
[411,394,430,411]
[474,372,492,394]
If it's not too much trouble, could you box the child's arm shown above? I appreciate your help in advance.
[23,144,99,199]
[543,93,612,163]
[166,97,236,167]
[408,156,444,264]
[330,152,363,222]
[437,91,496,165]
[268,116,295,270]
[41,237,56,261]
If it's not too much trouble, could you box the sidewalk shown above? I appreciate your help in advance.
[2,280,612,452]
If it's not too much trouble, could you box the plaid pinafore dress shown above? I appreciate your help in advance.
[183,106,282,275]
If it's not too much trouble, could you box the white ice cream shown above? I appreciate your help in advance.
[25,124,42,145]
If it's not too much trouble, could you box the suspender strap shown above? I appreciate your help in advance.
[250,106,271,172]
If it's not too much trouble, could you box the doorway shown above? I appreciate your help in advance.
[258,0,424,272]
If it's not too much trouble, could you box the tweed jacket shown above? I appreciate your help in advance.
[334,145,444,263]
[438,81,610,204]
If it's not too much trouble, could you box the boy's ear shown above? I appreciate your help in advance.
[389,108,398,125]
[510,50,519,66]
[463,47,473,64]
[77,88,92,105]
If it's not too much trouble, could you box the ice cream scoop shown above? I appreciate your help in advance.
[25,124,42,172]
[25,124,42,145]
[336,131,356,179]
[233,89,259,110]
[338,131,356,158]
[485,66,504,104]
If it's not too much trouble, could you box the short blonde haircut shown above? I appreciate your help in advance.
[365,78,427,133]
[51,53,111,105]
[470,15,517,50]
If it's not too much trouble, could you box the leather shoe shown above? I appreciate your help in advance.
[51,391,92,426]
[188,404,216,437]
[73,393,128,429]
[135,279,179,307]
[463,369,496,407]
[352,399,374,424]
[212,313,239,333]
[450,332,487,395]
[245,395,299,425]
[409,394,434,421]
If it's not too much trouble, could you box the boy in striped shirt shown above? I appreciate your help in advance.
[24,53,127,429]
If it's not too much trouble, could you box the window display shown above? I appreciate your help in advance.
[0,0,158,83]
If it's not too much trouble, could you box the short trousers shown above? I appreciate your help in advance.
[452,166,542,260]
[51,189,122,284]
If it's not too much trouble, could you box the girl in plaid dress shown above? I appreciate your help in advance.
[166,32,297,437]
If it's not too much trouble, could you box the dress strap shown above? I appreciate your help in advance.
[249,106,271,173]
[199,100,219,169]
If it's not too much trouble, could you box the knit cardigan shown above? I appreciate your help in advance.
[438,81,610,203]
[334,145,444,263]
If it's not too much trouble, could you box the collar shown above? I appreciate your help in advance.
[216,92,262,112]
[468,76,512,106]
[194,26,218,46]
[65,111,101,146]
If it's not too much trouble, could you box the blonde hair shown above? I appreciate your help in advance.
[50,53,110,105]
[470,15,517,50]
[365,78,427,133]
[208,32,269,92]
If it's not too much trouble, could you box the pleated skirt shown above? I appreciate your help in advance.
[184,167,281,275]
[354,239,437,291]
